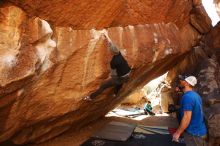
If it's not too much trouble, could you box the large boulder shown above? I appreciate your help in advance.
[0,1,212,144]
[9,0,192,29]
[196,55,220,137]
[205,22,220,63]
[190,4,212,34]
[197,22,220,142]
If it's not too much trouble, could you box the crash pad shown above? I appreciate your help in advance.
[92,121,136,141]
[81,132,185,146]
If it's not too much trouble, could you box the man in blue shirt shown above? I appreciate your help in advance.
[173,76,207,146]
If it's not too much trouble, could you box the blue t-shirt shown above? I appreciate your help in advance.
[179,91,207,136]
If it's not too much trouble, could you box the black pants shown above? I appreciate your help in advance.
[144,109,155,115]
[89,76,129,99]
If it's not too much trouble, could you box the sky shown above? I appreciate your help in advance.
[202,0,220,26]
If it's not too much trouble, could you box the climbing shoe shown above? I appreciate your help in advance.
[84,96,93,101]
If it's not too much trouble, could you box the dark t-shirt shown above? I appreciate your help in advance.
[110,52,131,77]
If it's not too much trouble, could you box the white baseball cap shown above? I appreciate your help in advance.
[185,76,197,86]
[179,75,197,86]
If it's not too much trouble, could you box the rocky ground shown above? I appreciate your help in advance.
[29,113,178,146]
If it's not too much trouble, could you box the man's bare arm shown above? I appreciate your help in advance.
[173,111,192,141]
[176,111,192,134]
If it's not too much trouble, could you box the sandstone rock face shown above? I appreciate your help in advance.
[192,54,220,139]
[0,1,212,144]
[0,4,57,143]
[197,23,220,139]
[121,90,145,105]
[197,56,220,105]
[9,0,192,29]
[179,24,201,51]
[10,23,185,145]
[205,22,220,63]
[190,5,212,33]
[214,0,220,17]
[160,85,173,113]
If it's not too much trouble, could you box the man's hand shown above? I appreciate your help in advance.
[172,131,181,142]
[101,33,111,43]
[173,111,192,142]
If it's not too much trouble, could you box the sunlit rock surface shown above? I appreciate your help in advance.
[0,1,212,144]
[9,0,192,29]
[215,0,220,17]
[8,0,211,31]
[190,0,212,33]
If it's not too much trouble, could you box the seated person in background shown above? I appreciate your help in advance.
[144,101,155,115]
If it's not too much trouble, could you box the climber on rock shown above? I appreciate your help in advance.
[84,35,131,101]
